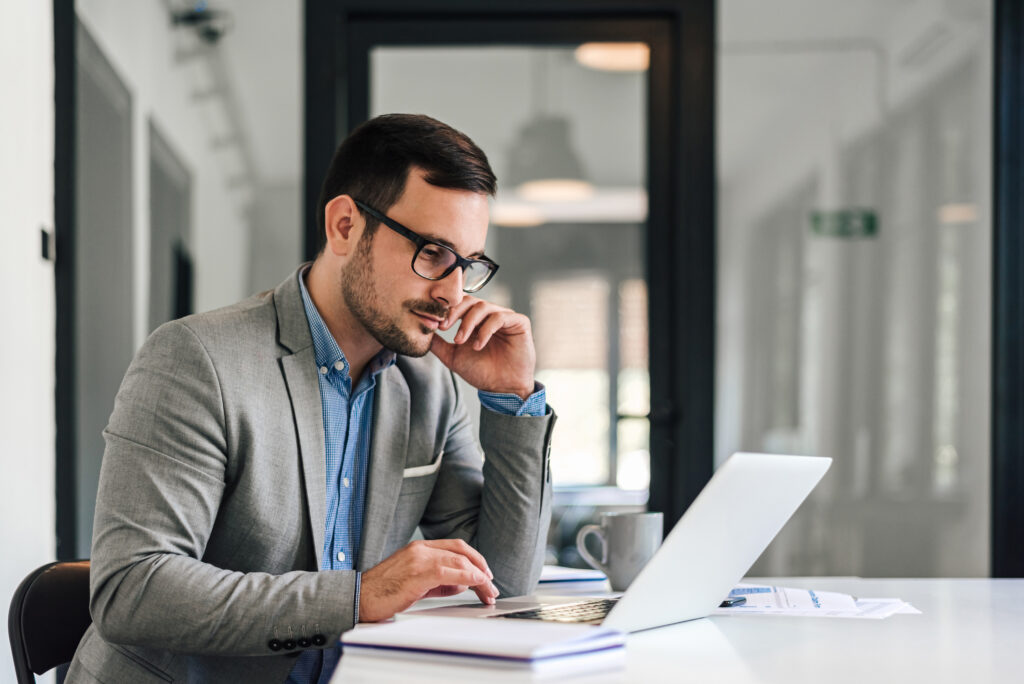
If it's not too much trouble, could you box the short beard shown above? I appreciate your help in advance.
[340,231,446,357]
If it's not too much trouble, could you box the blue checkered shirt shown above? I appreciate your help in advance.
[288,269,545,683]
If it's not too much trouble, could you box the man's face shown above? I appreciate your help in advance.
[340,170,490,357]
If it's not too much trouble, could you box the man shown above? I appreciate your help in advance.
[68,114,555,683]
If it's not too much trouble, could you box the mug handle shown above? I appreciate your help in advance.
[576,524,608,573]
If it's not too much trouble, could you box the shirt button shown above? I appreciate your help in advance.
[337,551,346,562]
[319,366,328,375]
[334,360,344,371]
[343,477,350,488]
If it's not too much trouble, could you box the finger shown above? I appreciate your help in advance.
[422,539,494,578]
[471,582,498,605]
[427,544,495,584]
[470,312,513,350]
[437,550,486,582]
[439,295,481,331]
[453,301,500,344]
[437,563,489,588]
[429,334,455,368]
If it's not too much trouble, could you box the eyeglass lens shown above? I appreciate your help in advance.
[413,244,492,292]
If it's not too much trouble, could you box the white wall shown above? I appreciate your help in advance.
[1,7,258,675]
[0,3,56,682]
[248,181,302,293]
[76,0,251,341]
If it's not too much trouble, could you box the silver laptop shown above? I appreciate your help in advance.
[412,452,831,633]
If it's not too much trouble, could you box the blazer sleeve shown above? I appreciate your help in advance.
[417,371,555,597]
[88,320,356,656]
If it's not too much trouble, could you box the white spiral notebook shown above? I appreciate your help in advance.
[340,616,625,671]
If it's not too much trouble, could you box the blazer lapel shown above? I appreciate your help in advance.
[274,265,327,569]
[359,365,409,569]
[281,350,326,569]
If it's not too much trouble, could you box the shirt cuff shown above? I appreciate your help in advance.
[478,383,546,417]
[353,571,362,625]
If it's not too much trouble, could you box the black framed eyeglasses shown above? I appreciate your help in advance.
[353,199,499,293]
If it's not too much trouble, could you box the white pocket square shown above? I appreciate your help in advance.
[402,450,444,478]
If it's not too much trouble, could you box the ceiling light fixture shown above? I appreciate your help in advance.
[516,179,595,203]
[937,203,978,225]
[491,203,546,228]
[574,42,650,72]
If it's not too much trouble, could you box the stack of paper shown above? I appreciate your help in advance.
[712,583,920,619]
[341,616,625,672]
[539,565,607,584]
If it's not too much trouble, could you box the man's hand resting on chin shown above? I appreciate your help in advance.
[429,296,536,400]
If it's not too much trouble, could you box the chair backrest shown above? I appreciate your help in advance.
[8,560,91,684]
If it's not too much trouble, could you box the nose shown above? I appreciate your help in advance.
[429,266,465,308]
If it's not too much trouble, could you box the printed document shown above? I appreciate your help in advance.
[713,583,920,619]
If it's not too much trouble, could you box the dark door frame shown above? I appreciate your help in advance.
[992,0,1024,577]
[305,0,717,533]
[54,0,77,560]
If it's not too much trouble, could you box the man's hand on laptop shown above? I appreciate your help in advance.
[430,297,536,400]
[358,539,499,623]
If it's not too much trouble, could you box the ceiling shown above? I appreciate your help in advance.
[214,0,301,185]
[207,0,989,190]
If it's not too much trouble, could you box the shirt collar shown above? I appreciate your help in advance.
[297,266,396,378]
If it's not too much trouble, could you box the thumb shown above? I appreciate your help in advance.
[430,334,456,368]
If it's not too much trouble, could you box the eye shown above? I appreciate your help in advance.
[420,244,449,264]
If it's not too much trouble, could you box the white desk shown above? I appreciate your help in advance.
[332,577,1024,683]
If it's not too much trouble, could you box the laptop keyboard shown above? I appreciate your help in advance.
[488,598,620,624]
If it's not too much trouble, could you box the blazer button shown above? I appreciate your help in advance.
[283,639,297,650]
[297,637,312,648]
[312,634,327,646]
[267,639,282,651]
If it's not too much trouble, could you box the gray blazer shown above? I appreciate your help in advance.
[67,267,555,683]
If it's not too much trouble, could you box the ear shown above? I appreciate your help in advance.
[323,195,362,257]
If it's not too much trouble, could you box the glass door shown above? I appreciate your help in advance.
[717,0,994,576]
[372,45,649,487]
[323,9,684,562]
[306,3,716,543]
[368,44,650,565]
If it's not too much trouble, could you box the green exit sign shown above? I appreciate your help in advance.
[810,209,878,238]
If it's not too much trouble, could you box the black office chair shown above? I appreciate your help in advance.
[8,560,91,683]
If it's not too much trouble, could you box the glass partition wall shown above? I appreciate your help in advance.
[717,0,993,576]
[371,46,650,565]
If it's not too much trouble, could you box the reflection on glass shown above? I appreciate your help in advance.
[717,0,992,577]
[617,278,650,489]
[534,275,610,485]
[617,418,650,491]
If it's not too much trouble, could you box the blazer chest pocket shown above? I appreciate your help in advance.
[400,450,443,495]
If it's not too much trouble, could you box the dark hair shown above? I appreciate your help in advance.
[315,114,497,251]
